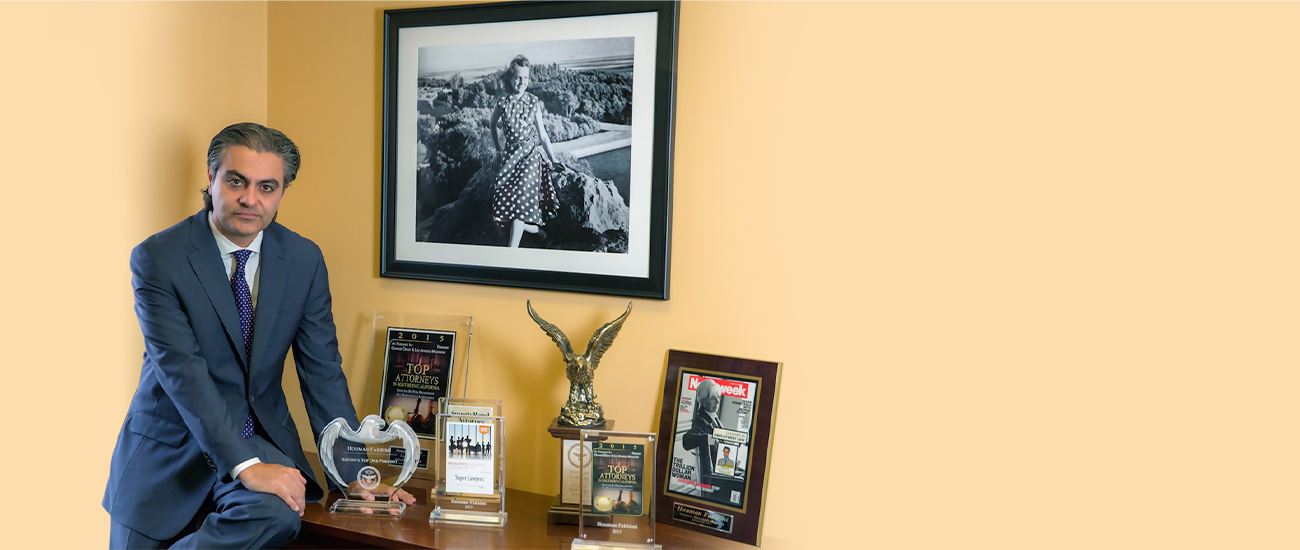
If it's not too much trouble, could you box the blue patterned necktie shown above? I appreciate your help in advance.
[231,249,256,439]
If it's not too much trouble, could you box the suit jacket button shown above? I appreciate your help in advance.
[249,396,255,404]
[203,453,217,472]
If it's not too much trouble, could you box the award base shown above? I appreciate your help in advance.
[329,499,407,518]
[571,540,662,550]
[546,495,581,525]
[548,418,614,525]
[431,507,508,527]
[431,413,507,529]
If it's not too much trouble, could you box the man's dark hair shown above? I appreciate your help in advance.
[202,122,301,211]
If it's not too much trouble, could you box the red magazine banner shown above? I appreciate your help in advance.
[685,375,753,400]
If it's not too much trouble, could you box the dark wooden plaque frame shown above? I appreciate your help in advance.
[654,350,782,546]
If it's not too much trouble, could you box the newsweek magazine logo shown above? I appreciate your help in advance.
[686,375,754,401]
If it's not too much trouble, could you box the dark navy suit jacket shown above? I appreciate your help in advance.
[102,210,358,540]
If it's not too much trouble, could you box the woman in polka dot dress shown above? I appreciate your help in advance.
[491,54,560,248]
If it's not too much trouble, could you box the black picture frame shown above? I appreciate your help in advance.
[381,1,678,299]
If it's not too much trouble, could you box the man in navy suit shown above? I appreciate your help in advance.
[716,446,736,470]
[103,123,412,549]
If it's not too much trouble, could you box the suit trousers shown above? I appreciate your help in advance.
[108,433,302,550]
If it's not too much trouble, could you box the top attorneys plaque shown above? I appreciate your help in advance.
[573,430,661,550]
[363,310,473,480]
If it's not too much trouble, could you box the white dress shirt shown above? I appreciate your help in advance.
[208,214,263,311]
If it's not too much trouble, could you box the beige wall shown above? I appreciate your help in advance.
[6,1,1300,548]
[0,1,269,546]
[268,2,1300,548]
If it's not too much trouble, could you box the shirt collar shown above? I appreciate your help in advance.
[207,211,264,256]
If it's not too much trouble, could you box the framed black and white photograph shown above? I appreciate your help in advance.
[381,1,678,299]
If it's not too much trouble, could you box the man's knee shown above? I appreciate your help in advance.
[232,492,301,548]
[109,518,168,550]
[261,500,302,547]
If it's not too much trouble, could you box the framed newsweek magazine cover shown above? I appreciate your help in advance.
[655,350,782,546]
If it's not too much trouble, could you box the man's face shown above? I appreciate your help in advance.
[207,145,286,247]
[723,448,730,458]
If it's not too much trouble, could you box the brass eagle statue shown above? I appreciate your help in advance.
[527,300,633,427]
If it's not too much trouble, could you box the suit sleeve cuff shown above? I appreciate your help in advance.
[231,457,262,480]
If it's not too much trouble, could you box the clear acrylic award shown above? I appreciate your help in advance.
[317,414,420,517]
[431,413,507,527]
[439,397,502,420]
[363,310,473,481]
[574,430,661,550]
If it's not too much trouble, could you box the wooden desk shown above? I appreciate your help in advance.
[289,455,748,549]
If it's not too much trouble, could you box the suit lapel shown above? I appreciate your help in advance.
[187,212,247,371]
[250,225,287,379]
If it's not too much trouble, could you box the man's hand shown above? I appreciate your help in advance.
[238,462,307,516]
[360,484,417,506]
[345,481,418,515]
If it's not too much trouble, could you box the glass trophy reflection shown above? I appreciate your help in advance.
[317,414,419,517]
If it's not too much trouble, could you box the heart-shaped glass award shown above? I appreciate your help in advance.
[318,414,420,516]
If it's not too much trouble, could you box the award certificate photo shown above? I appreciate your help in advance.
[444,421,495,494]
[378,327,457,439]
[591,441,645,517]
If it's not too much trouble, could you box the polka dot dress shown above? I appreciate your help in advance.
[493,92,557,225]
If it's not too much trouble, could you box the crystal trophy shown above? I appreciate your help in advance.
[317,414,420,517]
[431,413,507,527]
[574,430,661,550]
